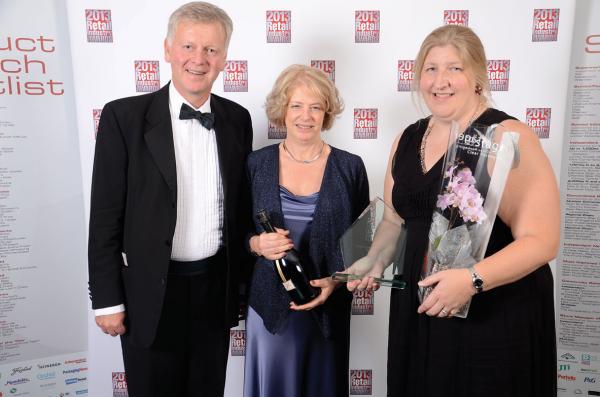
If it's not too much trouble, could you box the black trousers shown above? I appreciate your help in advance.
[121,267,230,397]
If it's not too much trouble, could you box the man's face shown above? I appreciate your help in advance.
[164,20,227,108]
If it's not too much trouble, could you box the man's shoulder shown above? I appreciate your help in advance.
[103,86,167,114]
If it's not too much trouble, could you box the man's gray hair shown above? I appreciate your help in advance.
[166,2,233,48]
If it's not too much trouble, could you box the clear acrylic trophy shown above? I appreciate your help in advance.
[332,197,407,289]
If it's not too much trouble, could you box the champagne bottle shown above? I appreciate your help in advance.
[256,209,319,305]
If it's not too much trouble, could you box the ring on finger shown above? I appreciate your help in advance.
[440,309,448,316]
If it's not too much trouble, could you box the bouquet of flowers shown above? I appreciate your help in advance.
[419,122,519,318]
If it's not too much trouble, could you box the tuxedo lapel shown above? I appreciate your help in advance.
[144,85,177,199]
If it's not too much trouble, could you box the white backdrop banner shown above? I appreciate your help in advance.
[66,0,577,396]
[556,0,600,395]
[0,0,88,396]
[0,0,590,396]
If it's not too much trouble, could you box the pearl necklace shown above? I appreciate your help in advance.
[282,140,325,164]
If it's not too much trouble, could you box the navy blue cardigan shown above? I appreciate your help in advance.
[246,144,369,337]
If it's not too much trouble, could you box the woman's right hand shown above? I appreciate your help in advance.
[345,256,383,292]
[250,228,293,260]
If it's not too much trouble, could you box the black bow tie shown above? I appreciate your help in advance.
[179,103,215,130]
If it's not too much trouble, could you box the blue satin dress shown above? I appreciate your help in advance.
[244,186,343,397]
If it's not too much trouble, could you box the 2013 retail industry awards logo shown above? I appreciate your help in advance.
[85,9,113,43]
[93,109,102,138]
[355,11,380,43]
[268,122,286,139]
[134,61,160,93]
[266,11,291,43]
[352,289,374,315]
[311,60,335,83]
[526,108,551,139]
[350,369,372,395]
[397,60,415,92]
[354,108,378,139]
[230,330,246,356]
[223,61,248,92]
[487,60,510,91]
[444,10,469,26]
[112,372,128,397]
[532,9,560,42]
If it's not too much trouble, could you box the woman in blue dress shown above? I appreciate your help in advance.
[244,64,370,397]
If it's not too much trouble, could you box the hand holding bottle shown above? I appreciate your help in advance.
[250,228,293,260]
[256,209,319,305]
[290,277,338,311]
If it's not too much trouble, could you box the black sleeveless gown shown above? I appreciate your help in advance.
[388,108,557,397]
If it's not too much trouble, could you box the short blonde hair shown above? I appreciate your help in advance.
[166,2,233,49]
[265,64,343,131]
[413,25,490,104]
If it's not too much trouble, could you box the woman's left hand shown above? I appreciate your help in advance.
[290,277,338,311]
[417,268,474,317]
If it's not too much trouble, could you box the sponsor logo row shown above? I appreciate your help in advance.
[0,357,88,396]
[557,353,600,395]
[85,9,561,44]
[560,352,600,369]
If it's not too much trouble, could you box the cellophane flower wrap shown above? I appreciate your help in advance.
[419,122,520,318]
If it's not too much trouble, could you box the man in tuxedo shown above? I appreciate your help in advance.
[88,2,253,396]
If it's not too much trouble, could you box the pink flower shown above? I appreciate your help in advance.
[444,164,458,178]
[437,164,487,225]
[456,168,476,185]
[436,193,455,210]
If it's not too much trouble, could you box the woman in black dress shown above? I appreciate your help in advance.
[352,25,560,396]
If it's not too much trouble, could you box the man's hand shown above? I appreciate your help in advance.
[95,312,127,337]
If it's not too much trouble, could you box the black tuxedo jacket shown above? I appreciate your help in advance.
[88,83,253,347]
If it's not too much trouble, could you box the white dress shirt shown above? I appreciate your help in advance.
[169,85,224,260]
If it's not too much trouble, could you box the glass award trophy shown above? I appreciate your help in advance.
[332,197,407,289]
